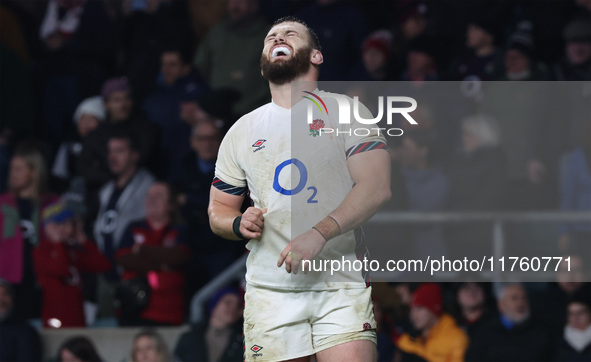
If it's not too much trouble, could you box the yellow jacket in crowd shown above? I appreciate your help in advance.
[397,314,469,362]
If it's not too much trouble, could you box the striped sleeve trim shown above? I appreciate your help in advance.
[346,141,387,158]
[212,177,247,196]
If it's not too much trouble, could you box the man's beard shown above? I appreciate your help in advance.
[261,45,313,85]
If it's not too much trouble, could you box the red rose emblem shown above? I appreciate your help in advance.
[310,119,325,131]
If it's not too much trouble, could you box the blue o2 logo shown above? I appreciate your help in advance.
[273,158,318,203]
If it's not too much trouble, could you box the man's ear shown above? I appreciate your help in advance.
[311,50,324,66]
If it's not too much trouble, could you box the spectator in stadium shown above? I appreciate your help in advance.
[448,17,504,81]
[174,286,244,362]
[178,88,240,130]
[532,22,591,189]
[174,88,240,176]
[38,0,117,153]
[93,131,154,318]
[558,125,591,253]
[0,141,56,319]
[172,121,243,295]
[396,283,469,362]
[397,129,449,259]
[349,30,395,81]
[0,279,42,362]
[194,0,269,116]
[497,24,547,81]
[446,115,506,258]
[533,255,590,333]
[388,0,429,78]
[119,0,195,104]
[57,336,103,362]
[400,34,440,81]
[0,43,36,142]
[116,182,190,326]
[389,282,417,336]
[466,283,552,361]
[142,46,208,176]
[178,84,210,129]
[34,201,110,328]
[131,329,172,362]
[51,96,105,193]
[554,292,591,361]
[296,0,368,81]
[79,77,160,223]
[396,0,429,42]
[186,0,227,44]
[548,18,591,81]
[450,282,494,336]
[481,79,554,211]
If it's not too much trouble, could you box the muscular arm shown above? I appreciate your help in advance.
[330,149,392,233]
[209,187,267,240]
[208,187,245,240]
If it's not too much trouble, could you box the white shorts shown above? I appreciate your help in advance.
[243,284,377,362]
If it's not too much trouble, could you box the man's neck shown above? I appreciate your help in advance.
[116,167,137,188]
[269,73,318,109]
[475,44,495,57]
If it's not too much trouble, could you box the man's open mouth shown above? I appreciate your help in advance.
[272,46,291,58]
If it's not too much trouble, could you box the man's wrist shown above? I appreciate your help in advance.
[233,215,245,239]
[312,215,341,242]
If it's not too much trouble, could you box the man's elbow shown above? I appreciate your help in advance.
[207,205,226,238]
[378,185,392,206]
[207,206,220,236]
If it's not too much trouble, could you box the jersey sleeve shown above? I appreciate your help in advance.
[342,100,388,159]
[213,123,248,195]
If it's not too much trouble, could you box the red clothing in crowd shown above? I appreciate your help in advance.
[116,221,190,325]
[33,239,110,328]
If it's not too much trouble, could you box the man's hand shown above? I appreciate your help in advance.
[240,207,267,239]
[277,228,327,274]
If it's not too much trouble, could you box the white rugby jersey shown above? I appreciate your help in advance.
[214,90,387,290]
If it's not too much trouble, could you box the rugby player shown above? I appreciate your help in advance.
[208,16,391,362]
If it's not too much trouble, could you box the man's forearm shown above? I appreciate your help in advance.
[315,150,391,241]
[208,200,243,240]
[326,179,391,237]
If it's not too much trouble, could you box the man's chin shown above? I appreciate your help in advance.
[271,55,291,62]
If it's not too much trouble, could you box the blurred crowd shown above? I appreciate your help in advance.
[1,0,591,361]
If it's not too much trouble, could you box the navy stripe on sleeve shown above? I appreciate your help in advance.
[346,141,387,159]
[212,177,247,196]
